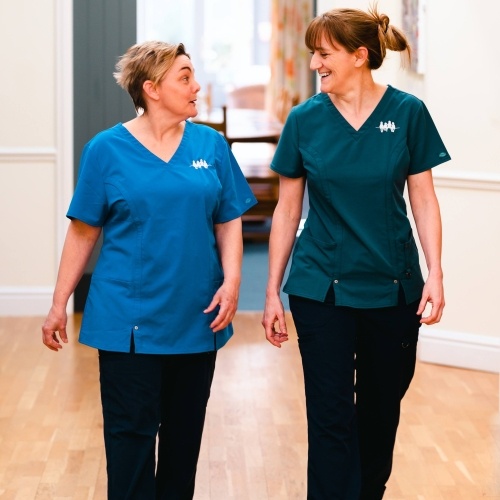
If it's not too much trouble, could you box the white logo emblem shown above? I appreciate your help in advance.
[190,159,210,169]
[377,121,399,133]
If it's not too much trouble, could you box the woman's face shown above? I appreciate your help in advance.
[309,34,357,95]
[155,54,201,119]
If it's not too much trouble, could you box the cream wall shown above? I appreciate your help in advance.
[0,0,498,373]
[0,0,73,314]
[317,0,500,372]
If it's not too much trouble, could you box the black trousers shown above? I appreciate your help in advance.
[98,348,217,500]
[289,287,421,500]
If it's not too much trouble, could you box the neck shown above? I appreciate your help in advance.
[137,112,184,140]
[330,79,385,114]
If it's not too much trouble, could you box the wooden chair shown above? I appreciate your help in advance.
[275,88,300,123]
[224,85,287,240]
[194,98,279,240]
[226,84,266,110]
[193,105,227,136]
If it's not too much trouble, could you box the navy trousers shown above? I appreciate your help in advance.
[289,287,421,500]
[98,348,216,500]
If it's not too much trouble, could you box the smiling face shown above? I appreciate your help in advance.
[154,54,201,120]
[309,34,358,95]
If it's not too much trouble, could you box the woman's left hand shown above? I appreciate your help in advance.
[204,281,239,332]
[417,273,445,325]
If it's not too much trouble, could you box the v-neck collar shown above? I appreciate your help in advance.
[118,121,189,165]
[322,85,394,138]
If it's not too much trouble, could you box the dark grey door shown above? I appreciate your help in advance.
[73,0,137,311]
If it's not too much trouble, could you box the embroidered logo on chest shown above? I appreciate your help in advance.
[377,121,399,133]
[190,159,211,169]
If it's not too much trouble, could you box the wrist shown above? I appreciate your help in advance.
[266,284,282,298]
[427,267,443,279]
[223,276,241,288]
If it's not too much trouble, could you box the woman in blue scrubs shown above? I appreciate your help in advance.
[262,7,450,499]
[42,41,256,499]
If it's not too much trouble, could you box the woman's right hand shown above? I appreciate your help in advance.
[262,293,289,348]
[41,305,69,352]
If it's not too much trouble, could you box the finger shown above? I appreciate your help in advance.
[264,324,285,348]
[278,315,288,336]
[421,303,443,325]
[204,297,219,314]
[210,313,228,332]
[59,327,69,343]
[43,332,63,351]
[416,296,428,316]
[210,304,235,332]
[267,334,282,348]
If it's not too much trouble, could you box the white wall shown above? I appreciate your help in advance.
[0,0,73,315]
[0,0,498,374]
[315,0,500,373]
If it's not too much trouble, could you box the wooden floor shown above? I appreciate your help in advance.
[0,313,498,499]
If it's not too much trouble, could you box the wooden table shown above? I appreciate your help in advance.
[193,107,283,146]
[193,108,283,240]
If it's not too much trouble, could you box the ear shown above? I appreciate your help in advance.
[354,47,369,67]
[142,80,159,101]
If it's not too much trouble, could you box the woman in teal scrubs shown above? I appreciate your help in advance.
[262,7,450,499]
[42,41,256,499]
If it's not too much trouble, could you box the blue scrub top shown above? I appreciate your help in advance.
[272,86,451,308]
[68,121,257,354]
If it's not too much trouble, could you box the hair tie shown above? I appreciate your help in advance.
[379,18,389,34]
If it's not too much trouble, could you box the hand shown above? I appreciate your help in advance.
[262,293,289,348]
[41,305,69,351]
[204,281,239,333]
[417,274,445,325]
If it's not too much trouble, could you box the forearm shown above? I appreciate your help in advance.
[266,198,302,297]
[52,220,102,309]
[414,199,443,278]
[214,217,243,287]
[409,173,443,278]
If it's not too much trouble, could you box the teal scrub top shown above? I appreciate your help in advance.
[68,121,257,354]
[272,86,451,308]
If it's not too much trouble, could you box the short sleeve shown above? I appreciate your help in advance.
[66,142,108,226]
[407,100,451,175]
[213,135,257,223]
[270,109,306,178]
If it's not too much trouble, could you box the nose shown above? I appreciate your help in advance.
[310,53,321,71]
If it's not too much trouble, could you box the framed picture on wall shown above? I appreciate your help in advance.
[402,0,426,74]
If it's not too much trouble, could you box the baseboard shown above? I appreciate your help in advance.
[418,327,500,373]
[0,287,68,317]
[1,287,499,374]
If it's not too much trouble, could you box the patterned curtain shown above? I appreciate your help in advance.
[267,0,314,121]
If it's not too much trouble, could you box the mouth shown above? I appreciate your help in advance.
[319,72,331,79]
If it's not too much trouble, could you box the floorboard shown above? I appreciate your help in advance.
[0,314,498,499]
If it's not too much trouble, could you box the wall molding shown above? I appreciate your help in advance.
[0,287,74,317]
[0,287,55,317]
[418,326,500,374]
[433,169,500,191]
[0,147,57,163]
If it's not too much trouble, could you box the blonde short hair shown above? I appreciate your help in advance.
[114,41,190,112]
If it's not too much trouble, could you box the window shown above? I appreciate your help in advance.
[137,0,271,107]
